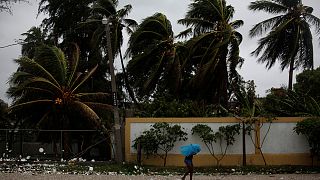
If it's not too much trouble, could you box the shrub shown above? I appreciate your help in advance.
[192,124,240,166]
[132,122,188,166]
[294,117,320,165]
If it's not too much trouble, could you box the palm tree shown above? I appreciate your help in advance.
[89,0,138,104]
[249,0,320,90]
[20,26,52,59]
[178,0,243,108]
[7,44,113,158]
[126,13,188,99]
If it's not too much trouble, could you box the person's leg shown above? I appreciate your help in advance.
[182,162,191,180]
[189,163,193,180]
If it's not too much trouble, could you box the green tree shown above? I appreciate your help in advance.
[126,13,188,100]
[192,124,240,166]
[249,0,320,90]
[38,0,110,94]
[295,117,320,165]
[0,99,10,128]
[7,44,113,158]
[178,0,244,107]
[20,26,53,59]
[233,80,275,165]
[294,67,320,102]
[133,122,188,166]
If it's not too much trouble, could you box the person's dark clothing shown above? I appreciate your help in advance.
[184,154,193,165]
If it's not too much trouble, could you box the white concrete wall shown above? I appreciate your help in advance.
[130,121,310,155]
[130,122,255,155]
[261,123,310,153]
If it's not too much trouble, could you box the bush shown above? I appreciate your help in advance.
[294,117,320,164]
[192,124,240,166]
[132,122,188,166]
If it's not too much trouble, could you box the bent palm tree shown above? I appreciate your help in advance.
[126,13,188,99]
[249,0,320,90]
[7,44,113,139]
[178,0,244,107]
[89,0,138,104]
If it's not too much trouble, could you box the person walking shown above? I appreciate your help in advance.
[182,153,194,180]
[180,144,201,180]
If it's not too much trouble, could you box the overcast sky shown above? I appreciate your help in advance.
[0,0,320,103]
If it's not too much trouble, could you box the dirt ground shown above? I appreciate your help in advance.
[1,173,320,180]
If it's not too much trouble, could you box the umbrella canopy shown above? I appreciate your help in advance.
[180,144,201,156]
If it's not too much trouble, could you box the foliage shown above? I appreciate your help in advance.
[0,99,10,128]
[249,0,320,90]
[192,124,240,166]
[136,93,229,117]
[7,44,114,159]
[178,0,244,107]
[126,13,188,100]
[132,122,188,166]
[88,0,138,105]
[20,26,54,59]
[294,117,320,164]
[294,67,320,102]
[279,90,320,117]
[232,80,276,165]
[38,0,111,96]
[262,88,293,117]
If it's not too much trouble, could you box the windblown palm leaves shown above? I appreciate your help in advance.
[126,13,188,98]
[249,0,320,90]
[86,0,138,104]
[20,26,52,59]
[178,0,243,107]
[7,45,112,132]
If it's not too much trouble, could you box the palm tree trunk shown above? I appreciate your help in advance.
[217,47,229,108]
[288,59,295,90]
[118,46,140,108]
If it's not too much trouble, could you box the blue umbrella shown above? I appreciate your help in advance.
[180,144,201,156]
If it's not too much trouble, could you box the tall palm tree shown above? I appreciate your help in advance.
[7,44,113,157]
[249,0,320,90]
[89,0,138,104]
[178,0,244,107]
[126,13,188,99]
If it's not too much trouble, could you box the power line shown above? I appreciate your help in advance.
[0,42,24,49]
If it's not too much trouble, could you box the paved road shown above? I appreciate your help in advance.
[1,173,320,180]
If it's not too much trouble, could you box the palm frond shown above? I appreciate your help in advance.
[67,43,81,87]
[249,15,284,37]
[69,101,102,129]
[176,28,193,39]
[249,0,288,14]
[14,57,61,87]
[71,64,98,93]
[9,99,53,113]
[229,20,244,30]
[33,45,68,84]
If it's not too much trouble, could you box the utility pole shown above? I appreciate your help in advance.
[102,16,123,163]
